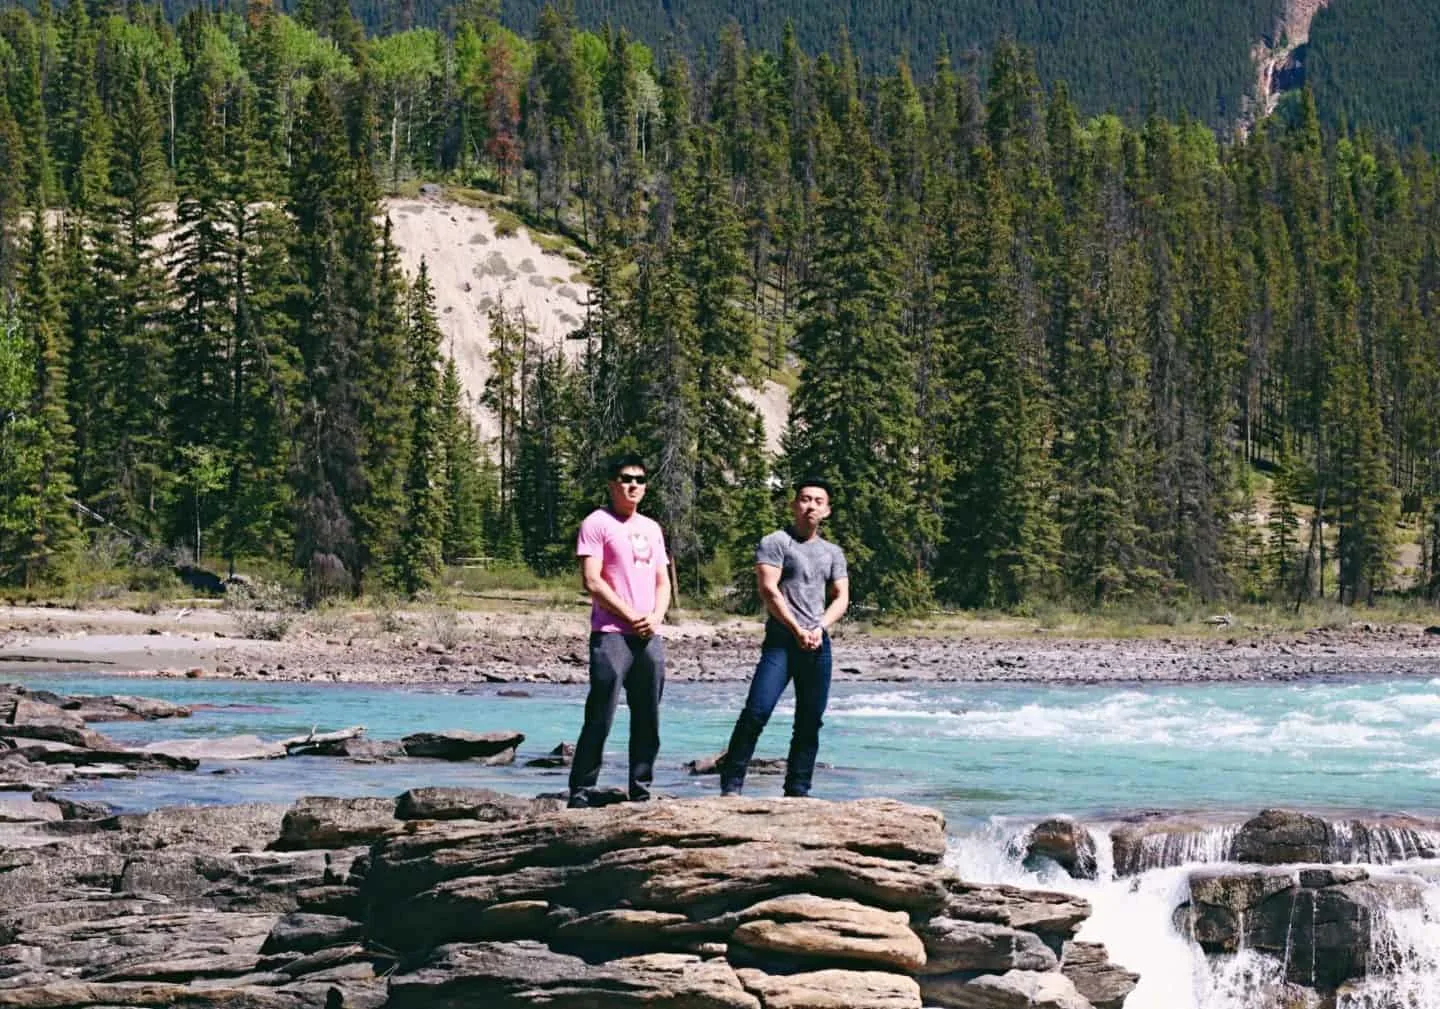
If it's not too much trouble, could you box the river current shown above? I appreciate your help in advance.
[14,671,1440,1007]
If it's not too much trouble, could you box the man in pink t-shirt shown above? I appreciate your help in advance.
[567,453,671,808]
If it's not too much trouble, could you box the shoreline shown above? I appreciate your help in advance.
[4,603,1440,686]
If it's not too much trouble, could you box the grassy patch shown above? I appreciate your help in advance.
[490,208,523,238]
[447,564,584,608]
[528,228,583,261]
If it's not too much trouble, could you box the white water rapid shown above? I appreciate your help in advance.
[946,822,1440,1009]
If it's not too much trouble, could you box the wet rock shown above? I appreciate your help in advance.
[1300,866,1369,888]
[1183,868,1297,951]
[386,941,761,1009]
[1019,819,1098,880]
[1231,809,1332,864]
[921,968,1093,1008]
[400,730,524,762]
[272,797,399,851]
[735,967,922,1009]
[1060,942,1138,1009]
[394,787,555,822]
[915,919,1058,974]
[1180,866,1428,991]
[685,753,791,776]
[523,743,573,768]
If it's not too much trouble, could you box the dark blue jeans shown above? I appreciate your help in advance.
[569,632,665,804]
[719,626,832,797]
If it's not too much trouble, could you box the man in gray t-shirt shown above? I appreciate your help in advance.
[719,479,850,797]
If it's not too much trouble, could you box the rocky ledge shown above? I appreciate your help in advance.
[0,792,1138,1009]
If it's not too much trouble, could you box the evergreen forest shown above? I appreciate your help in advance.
[3,0,1440,615]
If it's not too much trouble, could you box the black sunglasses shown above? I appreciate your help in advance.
[616,473,647,485]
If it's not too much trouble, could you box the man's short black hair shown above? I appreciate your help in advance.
[794,477,833,499]
[607,453,648,479]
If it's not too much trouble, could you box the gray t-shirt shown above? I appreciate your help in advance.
[756,528,848,632]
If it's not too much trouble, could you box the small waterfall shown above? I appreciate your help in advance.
[946,820,1440,1009]
[1117,824,1241,875]
[1336,883,1440,1009]
[1115,818,1440,876]
[1331,821,1440,865]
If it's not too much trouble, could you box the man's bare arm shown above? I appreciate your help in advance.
[581,555,640,627]
[820,577,850,630]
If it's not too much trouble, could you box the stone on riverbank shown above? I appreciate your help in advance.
[400,730,524,762]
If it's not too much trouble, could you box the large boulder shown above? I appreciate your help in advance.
[371,839,949,952]
[0,797,61,824]
[366,796,947,904]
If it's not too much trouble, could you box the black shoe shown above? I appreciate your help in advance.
[566,792,589,809]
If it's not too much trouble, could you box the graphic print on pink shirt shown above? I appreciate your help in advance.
[576,508,668,634]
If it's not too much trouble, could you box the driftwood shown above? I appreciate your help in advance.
[281,725,367,756]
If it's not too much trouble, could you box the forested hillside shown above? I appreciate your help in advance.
[2,1,1440,615]
[1307,0,1440,144]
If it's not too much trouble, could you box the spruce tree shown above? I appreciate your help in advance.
[439,356,490,564]
[0,218,82,587]
[394,261,445,594]
[936,151,1058,606]
[787,103,932,609]
[80,61,173,538]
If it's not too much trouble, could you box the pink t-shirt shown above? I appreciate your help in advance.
[576,508,668,634]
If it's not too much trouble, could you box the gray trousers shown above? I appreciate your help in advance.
[568,632,666,802]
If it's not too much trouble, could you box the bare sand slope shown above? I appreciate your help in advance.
[384,195,591,440]
[383,193,790,449]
